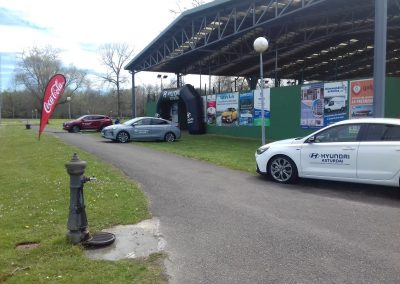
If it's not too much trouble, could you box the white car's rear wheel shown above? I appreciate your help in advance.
[164,132,176,142]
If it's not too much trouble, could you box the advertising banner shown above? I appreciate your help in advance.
[239,91,254,126]
[253,89,270,126]
[323,81,348,125]
[206,95,216,125]
[39,74,66,138]
[349,79,373,119]
[216,92,239,126]
[300,83,324,128]
[202,96,207,123]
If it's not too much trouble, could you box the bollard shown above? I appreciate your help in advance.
[65,153,115,247]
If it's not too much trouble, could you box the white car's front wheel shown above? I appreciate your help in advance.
[268,155,298,184]
[116,131,130,143]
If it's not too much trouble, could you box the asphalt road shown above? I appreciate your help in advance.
[51,129,400,284]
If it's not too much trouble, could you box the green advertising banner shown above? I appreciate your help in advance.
[253,89,270,126]
[239,91,254,126]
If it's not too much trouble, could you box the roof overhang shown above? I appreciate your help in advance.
[125,0,400,82]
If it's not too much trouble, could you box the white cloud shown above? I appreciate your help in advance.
[0,0,210,90]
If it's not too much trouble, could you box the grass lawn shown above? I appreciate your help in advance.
[0,120,166,283]
[0,118,263,282]
[135,132,262,173]
[47,118,263,173]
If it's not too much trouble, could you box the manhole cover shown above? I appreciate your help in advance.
[16,242,40,250]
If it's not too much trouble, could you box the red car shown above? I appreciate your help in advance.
[63,115,113,133]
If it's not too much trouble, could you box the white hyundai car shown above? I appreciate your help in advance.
[101,117,181,143]
[255,118,400,187]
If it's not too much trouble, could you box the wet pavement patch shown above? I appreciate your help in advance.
[85,218,165,261]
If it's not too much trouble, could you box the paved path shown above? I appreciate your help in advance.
[52,130,400,284]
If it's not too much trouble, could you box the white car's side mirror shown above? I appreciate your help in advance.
[307,136,316,143]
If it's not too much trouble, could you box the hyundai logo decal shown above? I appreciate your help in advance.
[309,153,320,159]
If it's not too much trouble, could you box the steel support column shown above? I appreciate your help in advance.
[176,73,181,88]
[274,48,279,87]
[131,72,136,118]
[373,0,387,117]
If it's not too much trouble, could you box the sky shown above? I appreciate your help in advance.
[0,0,211,91]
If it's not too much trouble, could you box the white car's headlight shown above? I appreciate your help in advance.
[256,146,269,155]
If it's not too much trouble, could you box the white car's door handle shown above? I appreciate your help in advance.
[342,147,356,150]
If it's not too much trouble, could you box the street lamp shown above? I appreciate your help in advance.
[253,37,269,145]
[66,97,71,119]
[157,74,168,90]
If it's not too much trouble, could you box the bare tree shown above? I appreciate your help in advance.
[63,65,88,96]
[170,0,207,15]
[15,46,61,107]
[98,43,134,117]
[211,76,250,93]
[14,46,87,109]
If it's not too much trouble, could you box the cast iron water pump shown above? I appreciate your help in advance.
[65,153,115,246]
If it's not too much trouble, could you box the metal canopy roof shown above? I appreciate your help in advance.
[125,0,400,82]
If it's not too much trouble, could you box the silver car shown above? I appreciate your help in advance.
[101,117,181,143]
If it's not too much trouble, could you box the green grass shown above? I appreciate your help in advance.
[47,118,263,173]
[0,120,166,283]
[47,119,65,129]
[0,118,262,282]
[135,132,262,173]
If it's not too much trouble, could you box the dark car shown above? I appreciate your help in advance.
[63,115,113,133]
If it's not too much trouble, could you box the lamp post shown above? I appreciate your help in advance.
[66,97,71,119]
[157,74,168,90]
[253,37,269,145]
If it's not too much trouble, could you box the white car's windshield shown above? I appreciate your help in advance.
[123,117,142,126]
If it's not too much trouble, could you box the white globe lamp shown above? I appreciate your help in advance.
[253,37,269,145]
[253,37,269,53]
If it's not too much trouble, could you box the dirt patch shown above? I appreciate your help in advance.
[15,242,40,250]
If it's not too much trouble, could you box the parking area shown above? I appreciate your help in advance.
[52,128,400,284]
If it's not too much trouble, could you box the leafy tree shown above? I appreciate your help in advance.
[98,43,134,117]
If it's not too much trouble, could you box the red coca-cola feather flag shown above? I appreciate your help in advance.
[39,74,67,139]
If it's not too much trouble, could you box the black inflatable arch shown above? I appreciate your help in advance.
[156,84,205,134]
